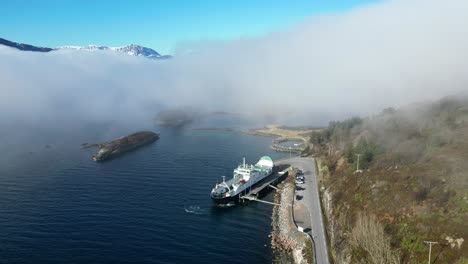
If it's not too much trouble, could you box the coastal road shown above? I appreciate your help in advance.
[278,157,329,264]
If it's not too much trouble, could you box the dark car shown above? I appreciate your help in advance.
[296,186,305,191]
[296,195,303,200]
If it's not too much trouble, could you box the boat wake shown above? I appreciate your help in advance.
[216,202,236,208]
[184,205,206,215]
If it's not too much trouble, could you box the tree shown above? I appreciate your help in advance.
[350,213,400,264]
[345,143,355,163]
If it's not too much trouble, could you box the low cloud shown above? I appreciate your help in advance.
[1,0,468,130]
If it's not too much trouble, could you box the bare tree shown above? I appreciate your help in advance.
[350,212,400,264]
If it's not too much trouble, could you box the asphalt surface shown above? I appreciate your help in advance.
[279,157,329,264]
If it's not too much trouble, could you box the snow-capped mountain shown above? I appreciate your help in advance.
[0,37,171,59]
[57,44,171,59]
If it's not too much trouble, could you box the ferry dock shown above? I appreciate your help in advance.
[239,163,291,205]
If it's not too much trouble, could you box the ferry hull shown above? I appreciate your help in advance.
[210,194,240,205]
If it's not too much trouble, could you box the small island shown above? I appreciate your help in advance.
[92,131,159,161]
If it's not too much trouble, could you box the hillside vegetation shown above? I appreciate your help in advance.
[309,97,468,263]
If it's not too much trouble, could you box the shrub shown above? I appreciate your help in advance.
[333,190,344,202]
[454,257,468,264]
[413,187,428,202]
[400,234,425,253]
[353,193,363,203]
[344,139,381,169]
[303,238,314,264]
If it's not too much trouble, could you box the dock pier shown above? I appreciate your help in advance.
[239,165,290,205]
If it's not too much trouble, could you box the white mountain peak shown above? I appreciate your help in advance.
[57,44,170,59]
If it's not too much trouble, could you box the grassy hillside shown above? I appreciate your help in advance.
[309,97,468,263]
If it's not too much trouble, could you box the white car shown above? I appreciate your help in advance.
[295,179,305,184]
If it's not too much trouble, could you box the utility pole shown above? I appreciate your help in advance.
[424,241,438,264]
[355,154,363,173]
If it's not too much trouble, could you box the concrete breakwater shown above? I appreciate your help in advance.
[271,137,308,153]
[242,129,310,154]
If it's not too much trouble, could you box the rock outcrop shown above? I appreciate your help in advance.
[92,131,159,161]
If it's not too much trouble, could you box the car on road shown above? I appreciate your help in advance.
[296,175,305,181]
[295,186,305,191]
[295,179,305,184]
[296,195,303,200]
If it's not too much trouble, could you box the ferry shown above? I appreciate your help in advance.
[210,156,274,205]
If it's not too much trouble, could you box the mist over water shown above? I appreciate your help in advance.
[1,1,468,262]
[2,0,468,132]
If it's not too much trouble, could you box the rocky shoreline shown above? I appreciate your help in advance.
[271,174,311,264]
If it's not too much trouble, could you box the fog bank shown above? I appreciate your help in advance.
[1,0,468,129]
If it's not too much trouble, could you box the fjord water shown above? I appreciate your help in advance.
[0,126,287,264]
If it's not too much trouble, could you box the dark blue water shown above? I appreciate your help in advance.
[0,126,287,264]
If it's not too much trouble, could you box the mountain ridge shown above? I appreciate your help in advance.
[0,37,171,59]
[0,37,53,52]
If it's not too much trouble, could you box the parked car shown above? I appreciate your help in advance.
[295,179,305,184]
[296,186,305,191]
[296,195,303,200]
[296,175,305,180]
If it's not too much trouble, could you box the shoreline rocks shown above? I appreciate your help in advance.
[271,176,311,263]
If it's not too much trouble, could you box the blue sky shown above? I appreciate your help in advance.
[1,0,376,54]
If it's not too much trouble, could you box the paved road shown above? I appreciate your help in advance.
[278,157,329,264]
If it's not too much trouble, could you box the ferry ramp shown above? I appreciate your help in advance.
[240,165,290,200]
